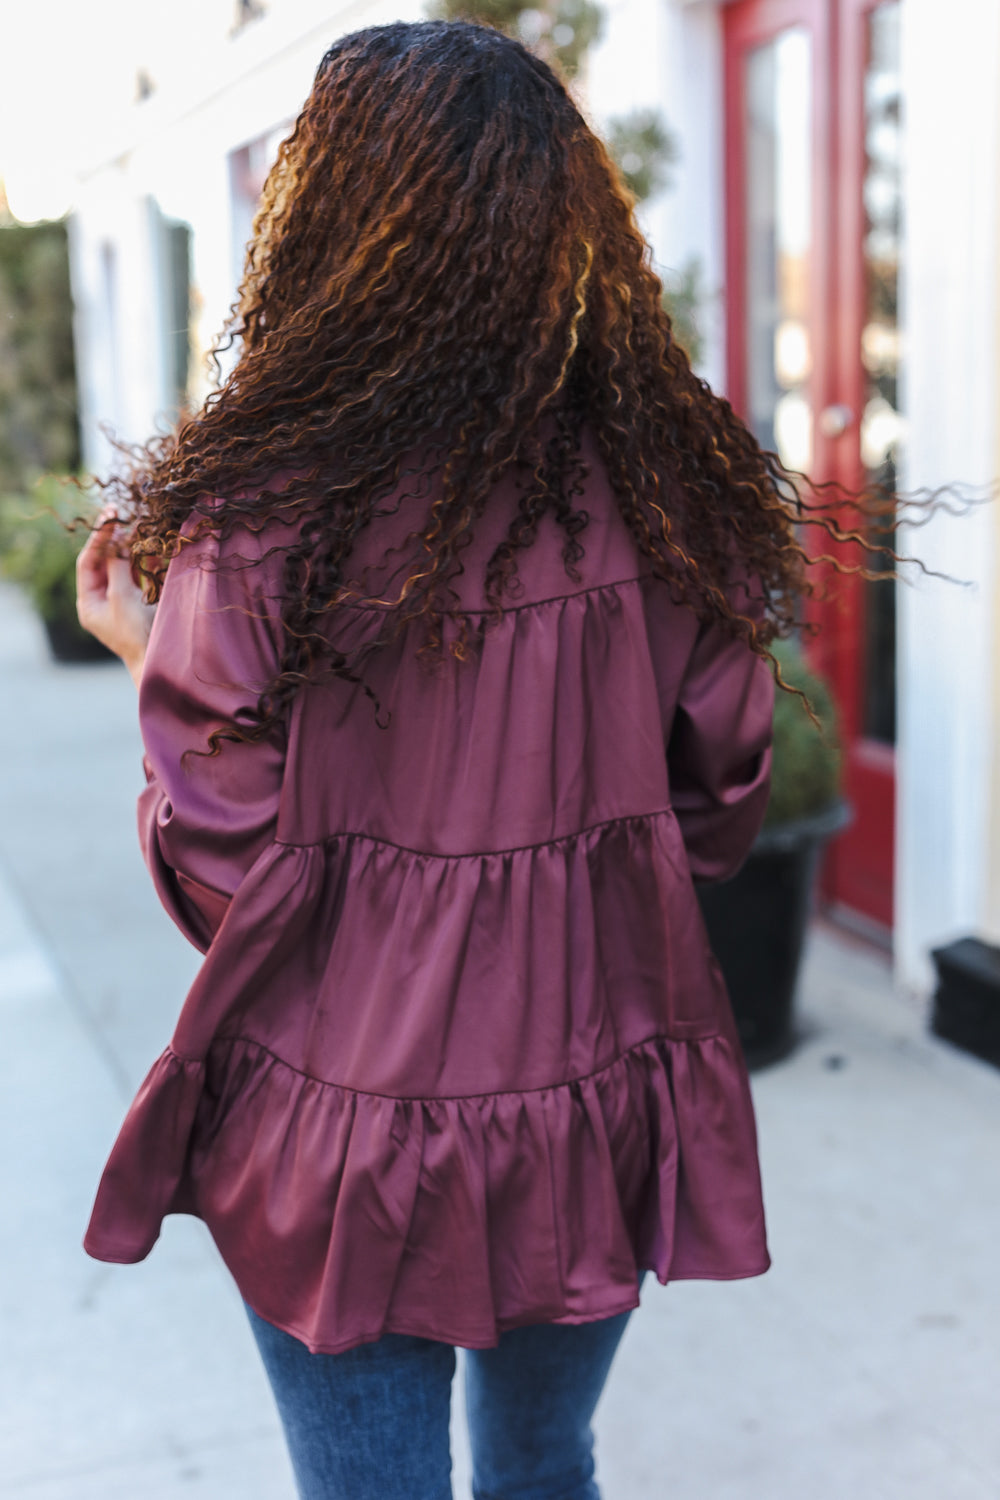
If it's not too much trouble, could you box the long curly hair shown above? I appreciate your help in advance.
[106,19,896,737]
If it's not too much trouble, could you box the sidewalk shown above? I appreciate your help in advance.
[2,577,999,1499]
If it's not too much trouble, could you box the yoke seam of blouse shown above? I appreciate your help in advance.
[202,1028,720,1103]
[336,573,649,618]
[274,806,673,859]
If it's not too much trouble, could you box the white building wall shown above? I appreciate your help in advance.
[989,198,1000,942]
[70,0,425,467]
[654,1,726,391]
[895,0,1000,991]
[69,179,174,474]
[588,0,670,254]
[589,0,725,385]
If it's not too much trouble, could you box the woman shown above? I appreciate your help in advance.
[78,20,815,1498]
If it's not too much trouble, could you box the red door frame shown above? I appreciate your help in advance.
[723,0,896,930]
[822,0,896,929]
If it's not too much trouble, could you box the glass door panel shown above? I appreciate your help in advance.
[859,1,902,746]
[819,0,902,928]
[745,27,814,474]
[724,0,831,451]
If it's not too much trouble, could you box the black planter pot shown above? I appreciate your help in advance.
[42,612,116,664]
[696,800,851,1069]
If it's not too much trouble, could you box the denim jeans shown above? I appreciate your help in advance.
[245,1292,640,1500]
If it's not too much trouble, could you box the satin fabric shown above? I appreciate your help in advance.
[84,434,775,1353]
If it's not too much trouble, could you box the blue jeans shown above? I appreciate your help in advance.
[245,1295,639,1500]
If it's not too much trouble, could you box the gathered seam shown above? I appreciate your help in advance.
[274,805,676,858]
[193,1027,727,1104]
[336,572,649,619]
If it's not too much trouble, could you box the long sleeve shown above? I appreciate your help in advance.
[665,613,774,885]
[137,525,286,952]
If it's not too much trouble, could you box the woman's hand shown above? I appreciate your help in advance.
[76,509,157,688]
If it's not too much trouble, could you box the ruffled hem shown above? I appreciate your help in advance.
[84,1032,769,1353]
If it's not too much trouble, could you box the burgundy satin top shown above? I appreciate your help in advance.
[84,435,775,1353]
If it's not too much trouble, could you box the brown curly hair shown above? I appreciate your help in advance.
[105,19,896,737]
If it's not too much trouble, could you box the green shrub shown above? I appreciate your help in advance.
[607,108,676,203]
[661,258,704,367]
[0,221,80,493]
[430,0,603,78]
[0,475,90,623]
[764,638,842,827]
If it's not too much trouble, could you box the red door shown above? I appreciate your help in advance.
[723,0,902,931]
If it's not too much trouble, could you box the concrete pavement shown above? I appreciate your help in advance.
[1,577,998,1499]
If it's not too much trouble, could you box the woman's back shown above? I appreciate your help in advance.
[85,433,773,1354]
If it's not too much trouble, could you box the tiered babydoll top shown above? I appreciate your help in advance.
[84,435,775,1354]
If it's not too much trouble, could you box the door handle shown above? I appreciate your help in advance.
[818,404,855,438]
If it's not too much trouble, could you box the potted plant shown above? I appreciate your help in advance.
[0,476,113,663]
[696,638,850,1068]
